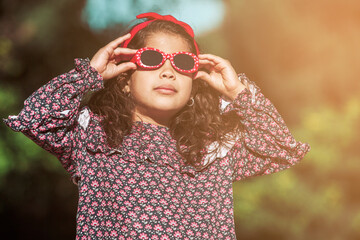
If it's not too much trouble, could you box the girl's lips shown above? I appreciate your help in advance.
[154,85,177,94]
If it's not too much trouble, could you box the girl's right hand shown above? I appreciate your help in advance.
[90,33,137,81]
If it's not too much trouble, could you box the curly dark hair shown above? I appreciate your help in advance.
[87,20,242,167]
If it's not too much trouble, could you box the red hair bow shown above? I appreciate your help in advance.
[121,12,199,55]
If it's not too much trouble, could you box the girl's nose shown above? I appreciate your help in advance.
[159,60,176,80]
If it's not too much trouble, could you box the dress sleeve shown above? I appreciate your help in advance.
[218,74,310,181]
[3,58,103,177]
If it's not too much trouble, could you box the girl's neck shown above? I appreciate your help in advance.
[132,104,179,127]
[133,112,171,128]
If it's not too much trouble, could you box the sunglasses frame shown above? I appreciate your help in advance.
[131,47,199,73]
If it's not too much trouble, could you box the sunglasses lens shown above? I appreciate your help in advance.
[173,54,195,71]
[140,50,163,67]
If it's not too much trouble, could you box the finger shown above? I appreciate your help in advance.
[200,55,228,67]
[199,59,216,72]
[113,62,137,76]
[113,47,137,56]
[199,53,226,64]
[112,48,137,62]
[196,71,227,93]
[202,56,231,73]
[194,71,212,83]
[113,48,137,61]
[199,59,215,66]
[200,54,229,70]
[107,33,132,49]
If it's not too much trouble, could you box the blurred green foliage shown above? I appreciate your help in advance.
[233,97,360,239]
[1,0,359,239]
[0,86,60,179]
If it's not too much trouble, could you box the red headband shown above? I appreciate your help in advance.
[121,12,200,55]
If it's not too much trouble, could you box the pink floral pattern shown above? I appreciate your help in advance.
[4,58,310,239]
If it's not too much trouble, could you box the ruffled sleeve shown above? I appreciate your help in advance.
[3,58,104,177]
[219,74,310,181]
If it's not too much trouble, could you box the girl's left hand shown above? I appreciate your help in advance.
[195,54,246,101]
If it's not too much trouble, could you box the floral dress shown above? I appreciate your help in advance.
[4,59,310,240]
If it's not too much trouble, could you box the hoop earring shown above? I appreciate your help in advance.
[187,97,194,107]
[122,83,131,97]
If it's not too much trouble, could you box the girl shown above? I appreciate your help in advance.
[4,12,310,240]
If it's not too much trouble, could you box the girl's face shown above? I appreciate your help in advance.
[128,32,194,126]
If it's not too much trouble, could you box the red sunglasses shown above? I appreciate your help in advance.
[130,47,199,73]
